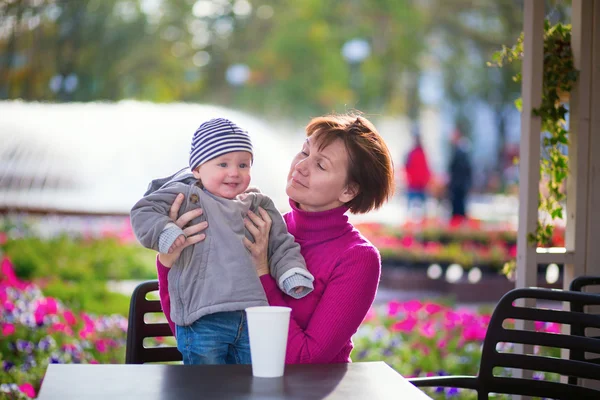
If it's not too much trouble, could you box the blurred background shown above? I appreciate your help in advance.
[0,0,570,218]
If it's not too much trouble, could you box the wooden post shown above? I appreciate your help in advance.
[516,0,544,289]
[513,3,544,396]
[585,0,600,277]
[566,0,593,288]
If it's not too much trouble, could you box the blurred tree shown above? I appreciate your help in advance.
[0,0,427,120]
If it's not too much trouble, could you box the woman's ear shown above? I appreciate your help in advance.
[339,182,359,203]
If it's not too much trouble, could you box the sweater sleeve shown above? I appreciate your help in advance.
[259,244,381,364]
[156,256,176,337]
[130,184,188,251]
[258,195,313,295]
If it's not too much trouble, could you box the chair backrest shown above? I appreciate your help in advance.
[125,280,182,364]
[477,287,600,399]
[568,276,600,385]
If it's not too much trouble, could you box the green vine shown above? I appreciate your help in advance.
[489,21,578,278]
[490,20,578,245]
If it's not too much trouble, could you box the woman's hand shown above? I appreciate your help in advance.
[158,193,208,268]
[243,207,272,277]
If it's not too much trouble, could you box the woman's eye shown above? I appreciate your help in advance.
[317,163,325,171]
[300,151,308,156]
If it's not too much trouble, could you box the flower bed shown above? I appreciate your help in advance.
[0,255,127,399]
[355,219,565,270]
[352,299,561,399]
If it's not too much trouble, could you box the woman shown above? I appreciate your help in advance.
[157,113,395,364]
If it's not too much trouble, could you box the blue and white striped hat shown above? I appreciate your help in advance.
[189,118,253,171]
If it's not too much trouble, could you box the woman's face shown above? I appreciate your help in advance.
[286,135,357,212]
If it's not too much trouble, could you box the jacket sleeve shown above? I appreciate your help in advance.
[130,184,188,251]
[258,196,313,287]
[260,244,381,364]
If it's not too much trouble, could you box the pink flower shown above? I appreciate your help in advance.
[403,299,422,313]
[19,383,36,398]
[1,257,19,286]
[63,310,77,326]
[387,300,402,317]
[419,321,436,339]
[437,338,448,349]
[50,323,73,336]
[424,303,443,315]
[391,315,417,333]
[95,339,107,353]
[2,323,15,335]
[546,322,562,334]
[443,311,461,329]
[0,232,7,245]
[3,300,15,313]
[89,359,99,364]
[400,236,415,248]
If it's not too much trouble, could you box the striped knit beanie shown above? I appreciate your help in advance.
[189,118,253,171]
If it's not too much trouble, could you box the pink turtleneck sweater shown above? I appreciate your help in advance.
[156,200,381,364]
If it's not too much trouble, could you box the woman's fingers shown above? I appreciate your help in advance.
[245,209,264,228]
[176,207,204,229]
[169,193,185,221]
[183,220,208,237]
[257,207,272,228]
[244,216,260,238]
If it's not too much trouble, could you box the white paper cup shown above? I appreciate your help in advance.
[245,306,291,377]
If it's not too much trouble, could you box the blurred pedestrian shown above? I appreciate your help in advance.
[404,127,431,217]
[447,128,472,222]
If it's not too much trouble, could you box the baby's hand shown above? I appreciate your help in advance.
[295,286,308,295]
[168,234,186,254]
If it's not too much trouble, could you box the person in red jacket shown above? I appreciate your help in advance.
[404,129,431,214]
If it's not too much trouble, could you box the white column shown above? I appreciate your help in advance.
[565,0,594,288]
[516,0,544,289]
[513,3,545,397]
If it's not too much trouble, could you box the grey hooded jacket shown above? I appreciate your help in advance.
[130,168,313,326]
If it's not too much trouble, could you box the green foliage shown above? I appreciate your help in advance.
[1,235,155,316]
[489,21,577,254]
[2,236,156,282]
[42,279,130,316]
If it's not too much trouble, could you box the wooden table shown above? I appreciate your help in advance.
[37,361,432,399]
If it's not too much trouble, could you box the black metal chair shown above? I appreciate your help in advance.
[568,276,600,385]
[408,287,600,399]
[125,280,182,364]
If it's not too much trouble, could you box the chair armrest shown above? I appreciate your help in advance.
[408,375,479,390]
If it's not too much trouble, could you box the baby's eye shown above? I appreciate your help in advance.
[218,163,227,167]
[239,163,249,168]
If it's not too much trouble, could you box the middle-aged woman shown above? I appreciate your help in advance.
[156,113,395,364]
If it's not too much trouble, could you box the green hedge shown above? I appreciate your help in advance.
[1,236,157,316]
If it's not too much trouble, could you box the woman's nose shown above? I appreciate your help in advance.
[294,158,309,175]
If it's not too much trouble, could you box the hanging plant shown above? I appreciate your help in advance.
[488,20,578,277]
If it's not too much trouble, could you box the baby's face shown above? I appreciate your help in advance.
[193,151,252,199]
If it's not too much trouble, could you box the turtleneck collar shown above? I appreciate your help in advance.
[285,199,353,241]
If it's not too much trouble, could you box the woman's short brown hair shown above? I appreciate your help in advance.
[305,113,395,214]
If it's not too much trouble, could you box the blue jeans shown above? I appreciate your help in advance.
[176,311,251,365]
